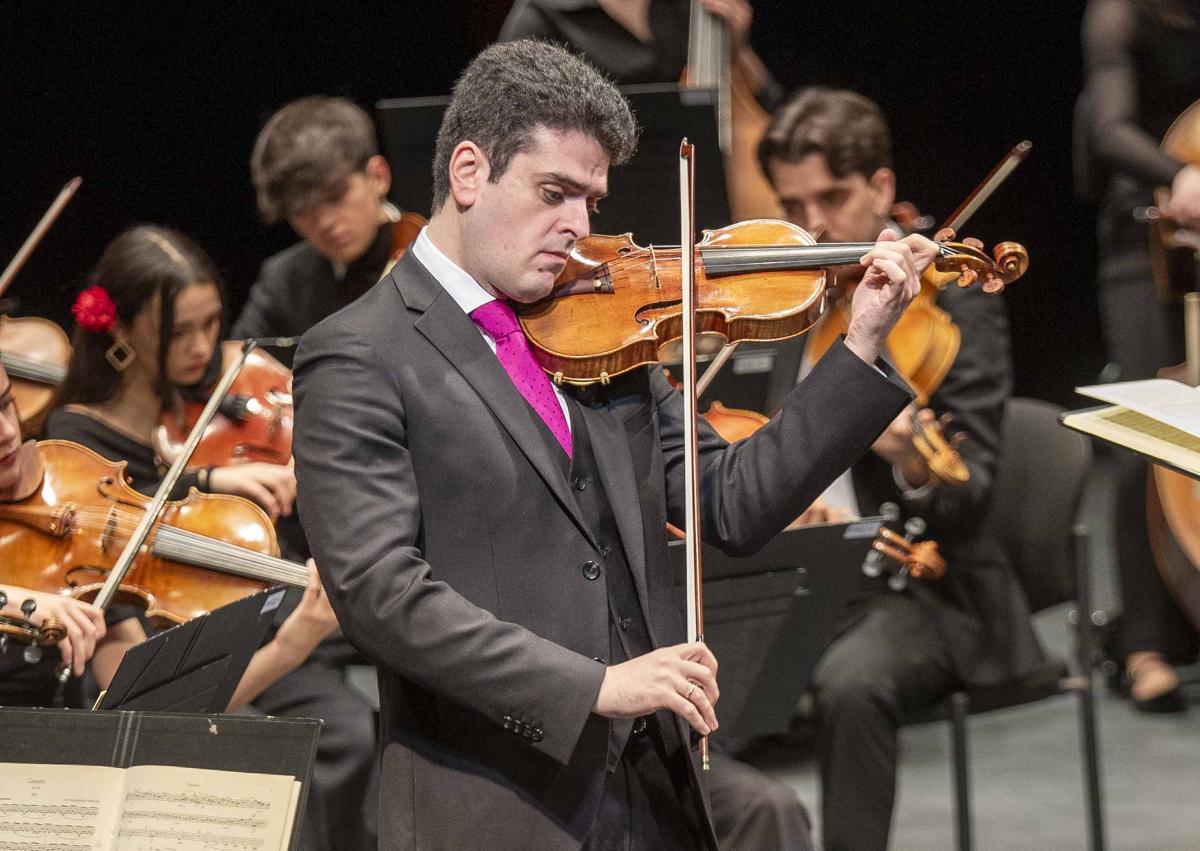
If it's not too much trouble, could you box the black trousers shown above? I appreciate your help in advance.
[811,593,956,851]
[1097,247,1198,662]
[244,656,379,851]
[582,713,814,851]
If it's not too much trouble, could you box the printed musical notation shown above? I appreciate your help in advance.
[0,763,299,851]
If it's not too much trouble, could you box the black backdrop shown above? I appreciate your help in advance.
[0,1,1099,404]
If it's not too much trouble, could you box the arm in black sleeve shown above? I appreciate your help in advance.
[231,259,289,341]
[896,287,1011,536]
[1082,0,1182,186]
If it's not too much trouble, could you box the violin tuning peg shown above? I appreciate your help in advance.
[0,591,7,609]
[0,635,6,654]
[20,598,36,618]
[982,275,1005,295]
[957,266,978,287]
[934,227,956,242]
[963,237,984,250]
[22,644,42,665]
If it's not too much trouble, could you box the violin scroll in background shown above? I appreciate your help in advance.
[0,587,66,662]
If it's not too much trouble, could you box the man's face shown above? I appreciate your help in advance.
[458,127,609,303]
[768,152,894,244]
[287,155,391,266]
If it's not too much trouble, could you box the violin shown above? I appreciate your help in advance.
[154,341,293,468]
[0,440,307,630]
[519,219,1027,387]
[0,178,82,437]
[380,210,429,281]
[0,587,66,662]
[0,316,70,438]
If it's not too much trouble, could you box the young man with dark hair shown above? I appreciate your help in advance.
[233,96,401,347]
[294,43,934,851]
[760,87,1046,851]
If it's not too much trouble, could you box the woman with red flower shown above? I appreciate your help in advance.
[49,225,296,515]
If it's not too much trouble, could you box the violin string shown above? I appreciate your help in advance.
[586,242,961,280]
[8,504,307,586]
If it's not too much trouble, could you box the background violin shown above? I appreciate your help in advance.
[519,218,1027,387]
[1,315,70,438]
[0,440,307,630]
[155,341,293,468]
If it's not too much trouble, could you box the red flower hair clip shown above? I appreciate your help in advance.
[72,285,117,333]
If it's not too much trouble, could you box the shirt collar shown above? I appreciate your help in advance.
[410,227,495,316]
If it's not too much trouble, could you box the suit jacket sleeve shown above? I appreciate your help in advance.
[657,339,913,556]
[895,286,1011,536]
[292,324,606,766]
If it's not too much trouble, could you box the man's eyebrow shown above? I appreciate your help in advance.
[539,172,608,199]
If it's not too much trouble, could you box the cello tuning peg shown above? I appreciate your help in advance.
[933,227,957,242]
[963,237,984,250]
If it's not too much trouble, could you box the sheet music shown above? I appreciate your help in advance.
[1077,379,1200,437]
[0,764,123,851]
[115,765,294,850]
[0,764,296,851]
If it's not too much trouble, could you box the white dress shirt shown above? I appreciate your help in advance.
[409,227,572,430]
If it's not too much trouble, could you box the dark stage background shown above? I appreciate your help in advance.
[1,1,1099,405]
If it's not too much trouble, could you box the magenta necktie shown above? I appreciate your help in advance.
[470,299,573,458]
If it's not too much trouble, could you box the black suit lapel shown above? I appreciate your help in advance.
[395,255,593,541]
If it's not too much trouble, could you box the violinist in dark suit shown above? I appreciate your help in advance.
[293,41,936,851]
[759,87,1046,851]
[232,96,401,356]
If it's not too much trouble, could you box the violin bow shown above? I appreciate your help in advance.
[678,140,710,771]
[0,177,83,300]
[938,141,1032,236]
[91,340,258,614]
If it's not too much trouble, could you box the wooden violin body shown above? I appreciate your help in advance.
[155,341,293,467]
[0,440,304,629]
[0,315,70,438]
[521,219,1026,387]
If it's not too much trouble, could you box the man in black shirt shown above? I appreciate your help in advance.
[232,96,401,353]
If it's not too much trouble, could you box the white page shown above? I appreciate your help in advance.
[0,763,125,850]
[1076,379,1200,437]
[115,765,295,850]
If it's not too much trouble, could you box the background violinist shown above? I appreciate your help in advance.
[758,86,1046,851]
[42,224,376,851]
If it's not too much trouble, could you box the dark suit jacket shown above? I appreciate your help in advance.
[292,250,910,850]
[767,284,1047,687]
[230,222,395,360]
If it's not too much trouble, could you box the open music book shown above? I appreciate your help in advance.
[0,762,300,850]
[1062,379,1200,478]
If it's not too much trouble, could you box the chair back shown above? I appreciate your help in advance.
[983,397,1092,612]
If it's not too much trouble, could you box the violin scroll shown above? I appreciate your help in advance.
[0,588,67,663]
[930,228,1029,294]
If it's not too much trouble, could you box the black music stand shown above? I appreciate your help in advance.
[376,83,731,244]
[97,586,288,713]
[670,518,883,742]
[0,707,320,851]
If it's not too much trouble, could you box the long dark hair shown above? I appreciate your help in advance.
[56,225,224,407]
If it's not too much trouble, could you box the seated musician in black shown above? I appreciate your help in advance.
[42,225,376,851]
[0,358,332,711]
[500,0,783,110]
[232,96,401,352]
[759,88,1047,851]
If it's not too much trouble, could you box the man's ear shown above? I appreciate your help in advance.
[365,154,392,199]
[869,167,896,218]
[447,142,489,209]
